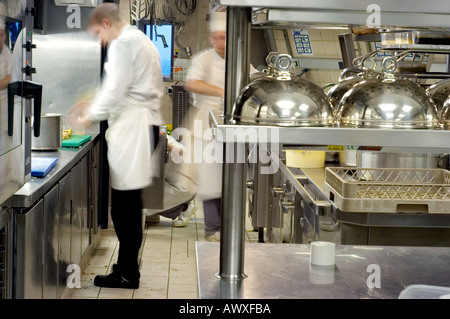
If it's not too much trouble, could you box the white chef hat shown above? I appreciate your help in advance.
[209,11,226,32]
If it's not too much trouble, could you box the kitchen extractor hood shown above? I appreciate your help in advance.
[53,0,98,7]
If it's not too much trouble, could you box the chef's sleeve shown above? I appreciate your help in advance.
[86,39,134,122]
[186,53,206,82]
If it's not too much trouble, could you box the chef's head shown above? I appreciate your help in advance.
[209,12,226,58]
[87,3,124,47]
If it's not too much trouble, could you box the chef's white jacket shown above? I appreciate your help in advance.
[86,25,164,191]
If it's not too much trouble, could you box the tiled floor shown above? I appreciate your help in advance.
[70,199,259,299]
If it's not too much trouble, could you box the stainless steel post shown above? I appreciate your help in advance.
[223,7,251,122]
[218,7,251,280]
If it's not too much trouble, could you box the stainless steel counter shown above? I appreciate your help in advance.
[196,241,450,299]
[12,132,100,208]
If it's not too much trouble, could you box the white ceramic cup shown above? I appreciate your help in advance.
[310,241,336,266]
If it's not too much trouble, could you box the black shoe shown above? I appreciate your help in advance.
[94,272,139,289]
[111,263,140,280]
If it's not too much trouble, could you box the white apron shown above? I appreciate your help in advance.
[191,106,224,201]
[105,107,162,191]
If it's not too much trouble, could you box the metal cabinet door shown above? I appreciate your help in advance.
[91,142,100,234]
[0,208,12,299]
[43,185,59,299]
[80,156,90,255]
[15,200,44,299]
[71,163,82,267]
[58,172,72,298]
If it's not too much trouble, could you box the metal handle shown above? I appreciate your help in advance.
[362,57,377,71]
[268,150,333,217]
[338,67,364,81]
[280,200,295,214]
[294,174,332,216]
[382,57,398,74]
[271,187,285,197]
[8,81,43,137]
[265,52,280,68]
[275,54,293,72]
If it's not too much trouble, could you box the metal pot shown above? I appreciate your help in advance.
[357,151,449,181]
[32,113,62,150]
[358,151,449,169]
[232,53,334,127]
[339,150,357,167]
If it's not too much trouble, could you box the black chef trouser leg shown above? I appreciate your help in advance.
[110,188,143,280]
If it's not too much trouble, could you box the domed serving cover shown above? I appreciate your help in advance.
[326,68,369,112]
[232,53,334,127]
[426,79,450,115]
[439,96,450,128]
[336,57,439,129]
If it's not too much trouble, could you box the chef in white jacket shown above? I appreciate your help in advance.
[185,12,227,242]
[185,12,257,241]
[71,3,164,289]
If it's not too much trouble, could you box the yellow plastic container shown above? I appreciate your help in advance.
[285,150,326,168]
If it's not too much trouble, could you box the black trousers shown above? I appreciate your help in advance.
[203,198,222,236]
[110,188,143,279]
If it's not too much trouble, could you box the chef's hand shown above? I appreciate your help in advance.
[68,101,93,129]
[76,115,93,129]
[69,101,91,116]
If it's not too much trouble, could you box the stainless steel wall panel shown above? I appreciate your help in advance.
[32,32,101,129]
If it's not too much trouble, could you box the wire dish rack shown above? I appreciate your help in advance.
[324,167,450,214]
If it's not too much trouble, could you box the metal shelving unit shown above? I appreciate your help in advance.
[212,117,450,154]
[220,0,450,28]
[204,0,450,296]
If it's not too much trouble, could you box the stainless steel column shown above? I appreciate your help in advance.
[218,7,251,280]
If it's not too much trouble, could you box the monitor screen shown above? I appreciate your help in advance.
[9,21,22,50]
[145,23,174,81]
